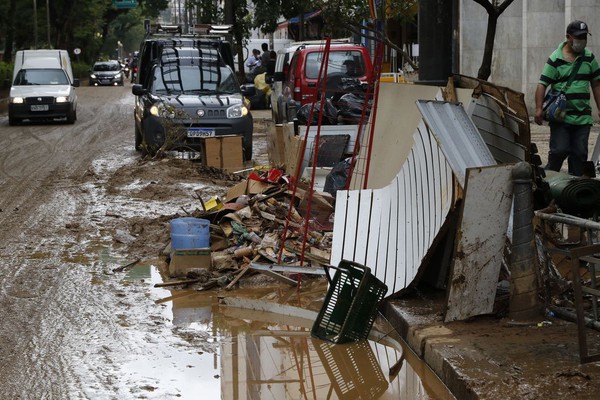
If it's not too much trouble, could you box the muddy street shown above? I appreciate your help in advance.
[0,87,451,399]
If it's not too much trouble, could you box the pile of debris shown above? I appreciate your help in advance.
[161,166,335,290]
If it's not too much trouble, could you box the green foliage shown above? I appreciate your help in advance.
[0,62,13,87]
[72,62,92,80]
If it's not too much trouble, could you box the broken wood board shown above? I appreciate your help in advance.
[250,262,326,275]
[268,123,286,165]
[444,165,513,322]
[250,267,298,286]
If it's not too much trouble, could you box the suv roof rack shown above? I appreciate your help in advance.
[144,20,232,39]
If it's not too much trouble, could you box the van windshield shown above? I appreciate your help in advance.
[304,51,366,79]
[151,65,240,95]
[14,69,69,85]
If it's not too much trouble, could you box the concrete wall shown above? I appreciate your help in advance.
[459,0,600,118]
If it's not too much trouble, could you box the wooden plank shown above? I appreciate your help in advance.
[267,123,286,165]
[444,165,513,322]
[252,267,298,286]
[249,262,326,275]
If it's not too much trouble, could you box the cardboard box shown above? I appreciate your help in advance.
[169,248,212,277]
[202,136,244,172]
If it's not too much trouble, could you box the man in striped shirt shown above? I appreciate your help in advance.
[534,20,600,176]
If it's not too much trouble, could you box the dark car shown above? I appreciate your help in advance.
[89,60,124,86]
[132,47,253,159]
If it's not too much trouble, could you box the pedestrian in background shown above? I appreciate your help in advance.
[246,49,261,72]
[260,43,270,66]
[534,20,600,176]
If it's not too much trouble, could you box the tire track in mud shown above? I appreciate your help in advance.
[0,86,142,398]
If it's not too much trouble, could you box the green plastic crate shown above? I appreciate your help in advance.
[311,260,388,343]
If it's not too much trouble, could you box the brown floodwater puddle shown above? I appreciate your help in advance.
[123,264,455,399]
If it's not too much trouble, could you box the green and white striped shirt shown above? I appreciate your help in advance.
[539,42,600,125]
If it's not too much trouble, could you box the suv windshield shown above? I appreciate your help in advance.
[93,62,121,72]
[14,69,69,85]
[151,65,239,95]
[305,51,366,79]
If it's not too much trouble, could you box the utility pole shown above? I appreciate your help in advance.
[46,0,51,47]
[33,0,38,48]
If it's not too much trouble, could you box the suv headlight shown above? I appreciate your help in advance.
[227,104,248,119]
[56,96,68,103]
[10,97,24,104]
[90,74,97,79]
[150,103,175,118]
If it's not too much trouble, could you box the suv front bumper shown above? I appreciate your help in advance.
[138,114,254,156]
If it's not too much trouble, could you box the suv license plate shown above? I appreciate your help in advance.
[31,105,49,111]
[187,128,215,138]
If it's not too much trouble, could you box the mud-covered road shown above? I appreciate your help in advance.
[0,86,245,398]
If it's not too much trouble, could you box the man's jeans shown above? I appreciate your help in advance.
[545,122,591,176]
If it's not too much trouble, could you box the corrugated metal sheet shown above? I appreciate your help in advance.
[468,95,527,164]
[416,100,496,188]
[331,120,454,294]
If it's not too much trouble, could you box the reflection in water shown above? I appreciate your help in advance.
[126,265,452,399]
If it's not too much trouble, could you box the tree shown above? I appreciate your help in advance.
[472,0,516,80]
[252,0,419,69]
[253,0,316,41]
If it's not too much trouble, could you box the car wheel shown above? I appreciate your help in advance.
[135,124,142,151]
[8,115,20,126]
[243,135,253,161]
[66,108,76,124]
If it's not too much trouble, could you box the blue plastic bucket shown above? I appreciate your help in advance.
[170,217,210,249]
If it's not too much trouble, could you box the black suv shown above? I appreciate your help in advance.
[89,60,124,86]
[132,46,253,158]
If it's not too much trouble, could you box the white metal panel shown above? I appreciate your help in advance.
[376,186,392,284]
[385,175,400,290]
[354,190,373,265]
[444,165,514,322]
[343,190,360,262]
[416,100,496,188]
[331,113,455,296]
[330,190,348,268]
[366,190,383,269]
[394,170,408,291]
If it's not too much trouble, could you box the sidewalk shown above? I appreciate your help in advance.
[383,288,600,399]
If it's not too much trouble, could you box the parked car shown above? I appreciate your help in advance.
[271,41,373,123]
[132,46,253,159]
[89,60,124,86]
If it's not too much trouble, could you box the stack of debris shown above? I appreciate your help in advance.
[163,166,335,290]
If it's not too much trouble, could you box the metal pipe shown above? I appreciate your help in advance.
[509,162,541,319]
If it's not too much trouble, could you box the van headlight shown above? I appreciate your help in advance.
[150,103,175,118]
[56,96,68,103]
[90,74,97,79]
[227,104,248,119]
[10,97,24,104]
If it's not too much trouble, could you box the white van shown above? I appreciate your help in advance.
[8,49,79,125]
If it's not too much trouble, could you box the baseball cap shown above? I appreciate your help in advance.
[567,20,591,36]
